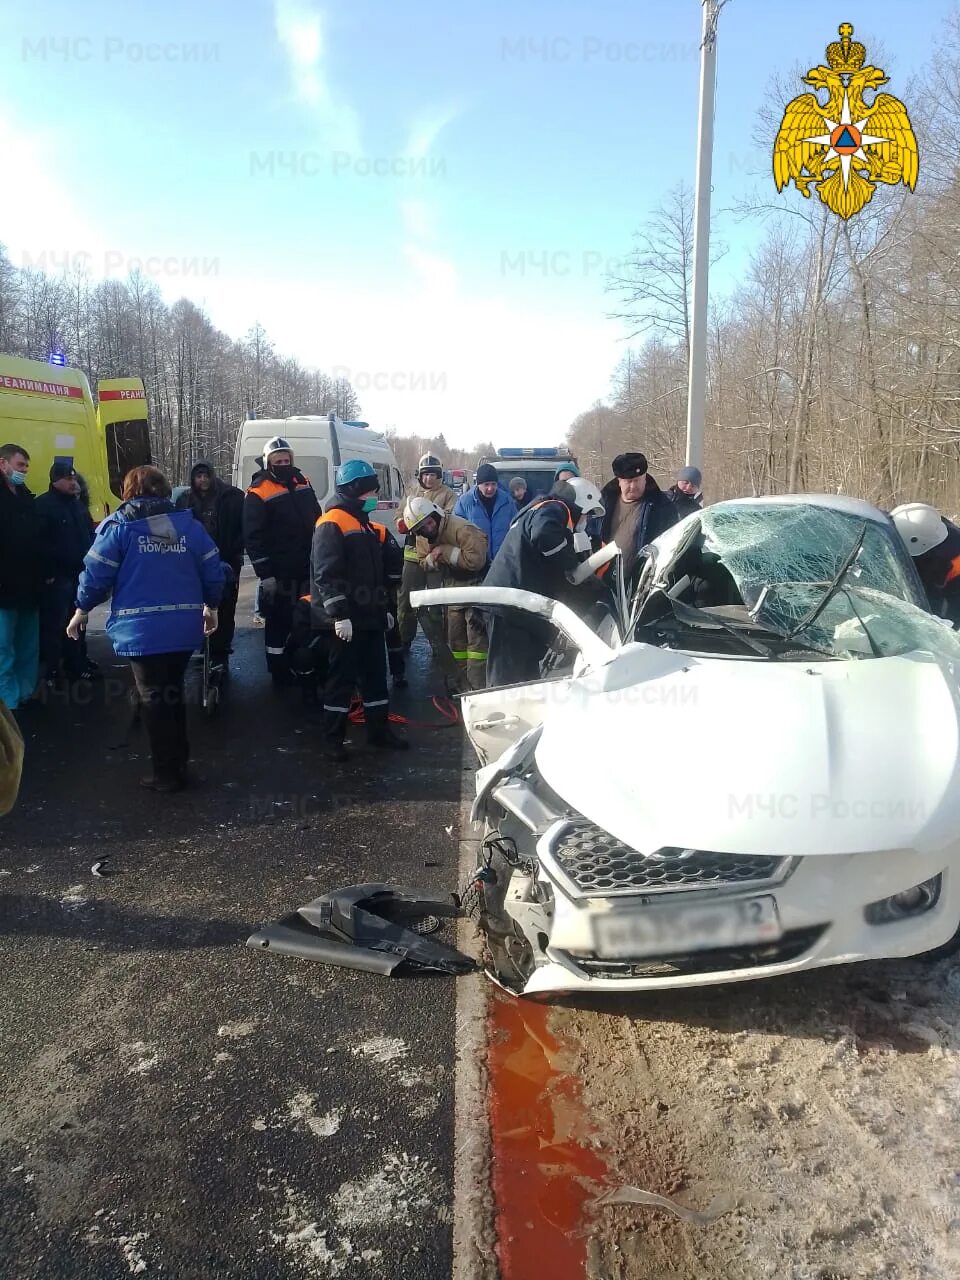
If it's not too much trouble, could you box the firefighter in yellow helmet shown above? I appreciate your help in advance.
[403,495,489,690]
[397,454,458,650]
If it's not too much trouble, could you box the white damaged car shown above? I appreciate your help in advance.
[414,495,960,997]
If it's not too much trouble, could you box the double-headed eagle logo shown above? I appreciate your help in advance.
[774,23,919,219]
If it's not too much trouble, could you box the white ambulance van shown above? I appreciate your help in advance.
[232,414,405,531]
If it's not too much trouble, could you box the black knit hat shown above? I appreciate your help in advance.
[612,452,648,479]
[476,463,498,484]
[50,461,77,482]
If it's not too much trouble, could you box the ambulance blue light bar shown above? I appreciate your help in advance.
[48,351,67,367]
[496,447,561,458]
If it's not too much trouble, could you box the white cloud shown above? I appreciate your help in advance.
[0,114,108,271]
[272,0,360,153]
[404,103,461,161]
[0,110,618,452]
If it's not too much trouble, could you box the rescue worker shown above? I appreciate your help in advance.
[402,496,489,690]
[176,461,244,669]
[34,463,96,684]
[311,460,408,760]
[397,454,457,651]
[667,465,704,519]
[68,466,224,793]
[454,463,514,562]
[483,478,605,687]
[243,437,320,684]
[891,503,960,627]
[600,452,678,592]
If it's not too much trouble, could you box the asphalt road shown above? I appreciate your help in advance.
[0,586,467,1279]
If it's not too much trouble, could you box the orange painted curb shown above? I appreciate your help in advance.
[487,991,607,1278]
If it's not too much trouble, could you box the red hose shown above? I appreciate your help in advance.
[347,695,460,728]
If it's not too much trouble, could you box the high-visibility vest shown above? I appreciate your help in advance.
[316,508,387,543]
[523,497,574,531]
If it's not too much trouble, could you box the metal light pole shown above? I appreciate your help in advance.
[685,0,725,471]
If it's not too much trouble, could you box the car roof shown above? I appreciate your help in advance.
[714,494,890,523]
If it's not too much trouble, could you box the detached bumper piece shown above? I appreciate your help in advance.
[247,883,477,977]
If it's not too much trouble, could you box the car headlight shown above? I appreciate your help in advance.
[864,874,942,925]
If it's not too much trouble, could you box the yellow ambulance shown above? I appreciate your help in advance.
[0,355,151,520]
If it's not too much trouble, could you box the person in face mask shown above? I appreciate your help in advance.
[0,444,48,711]
[310,459,409,761]
[243,437,320,685]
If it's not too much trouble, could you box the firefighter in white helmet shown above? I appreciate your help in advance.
[402,495,489,689]
[891,502,960,627]
[397,455,458,654]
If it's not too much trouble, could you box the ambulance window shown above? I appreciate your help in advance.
[106,421,153,499]
[295,457,329,494]
[374,463,391,498]
[393,469,404,497]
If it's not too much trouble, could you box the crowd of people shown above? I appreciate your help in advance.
[0,436,708,794]
[5,427,959,806]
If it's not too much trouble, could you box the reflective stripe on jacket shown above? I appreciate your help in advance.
[243,467,320,583]
[310,498,403,630]
[76,498,225,658]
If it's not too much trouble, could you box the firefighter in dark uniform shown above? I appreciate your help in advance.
[892,503,960,627]
[243,436,321,683]
[311,459,409,761]
[483,478,605,687]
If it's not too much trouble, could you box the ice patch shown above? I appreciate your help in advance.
[217,1021,256,1039]
[121,1042,159,1075]
[85,1222,149,1275]
[120,1233,149,1274]
[333,1151,442,1229]
[61,884,86,909]
[272,1185,358,1276]
[287,1092,343,1138]
[351,1036,407,1065]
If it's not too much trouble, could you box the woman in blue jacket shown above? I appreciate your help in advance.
[453,464,515,562]
[67,466,225,793]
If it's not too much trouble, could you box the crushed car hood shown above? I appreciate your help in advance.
[533,644,960,858]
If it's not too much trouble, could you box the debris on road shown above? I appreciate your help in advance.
[594,1185,737,1225]
[247,882,477,976]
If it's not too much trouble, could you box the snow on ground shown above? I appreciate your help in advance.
[556,957,960,1279]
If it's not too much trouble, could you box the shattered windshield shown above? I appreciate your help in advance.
[699,503,924,612]
[756,584,960,662]
[638,502,959,662]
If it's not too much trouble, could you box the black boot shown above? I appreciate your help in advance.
[367,721,410,751]
[323,709,348,762]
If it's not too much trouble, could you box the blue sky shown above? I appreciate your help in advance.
[0,0,949,446]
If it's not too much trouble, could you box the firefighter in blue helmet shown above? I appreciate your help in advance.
[310,459,409,761]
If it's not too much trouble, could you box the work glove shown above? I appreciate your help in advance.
[386,613,395,630]
[259,576,278,607]
[334,619,354,642]
[202,606,219,637]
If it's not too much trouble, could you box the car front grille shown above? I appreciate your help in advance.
[568,927,826,979]
[542,819,793,899]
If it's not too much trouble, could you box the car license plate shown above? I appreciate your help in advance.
[592,895,781,960]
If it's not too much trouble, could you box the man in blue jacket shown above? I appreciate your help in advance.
[454,464,514,563]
